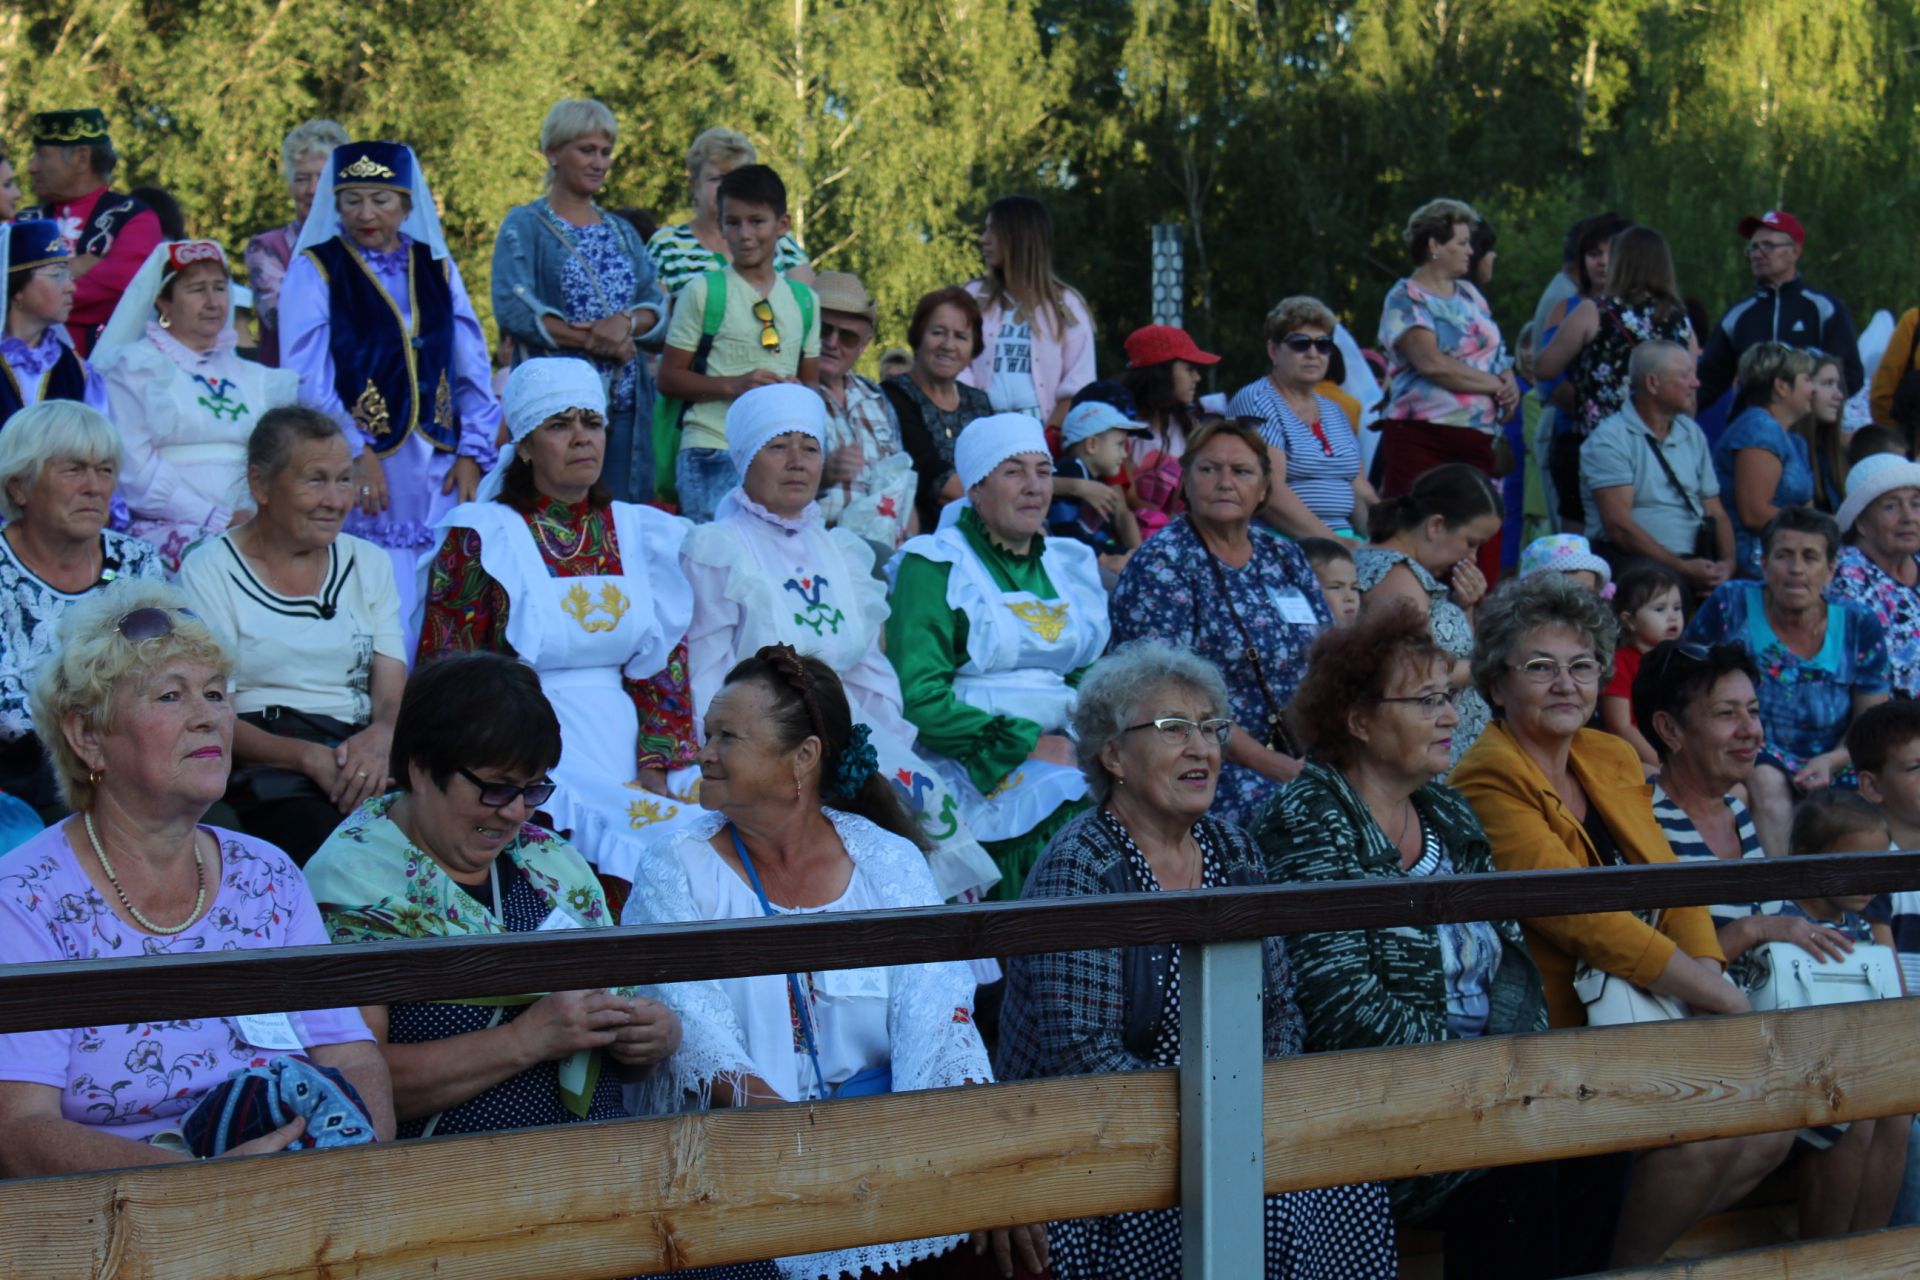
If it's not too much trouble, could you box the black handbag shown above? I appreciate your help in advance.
[228,707,363,806]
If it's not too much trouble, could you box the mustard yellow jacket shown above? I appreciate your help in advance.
[1450,722,1724,1028]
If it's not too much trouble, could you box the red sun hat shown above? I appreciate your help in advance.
[1735,210,1805,246]
[1124,324,1221,369]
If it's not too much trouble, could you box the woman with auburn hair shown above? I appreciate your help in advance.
[883,286,994,529]
[963,195,1096,428]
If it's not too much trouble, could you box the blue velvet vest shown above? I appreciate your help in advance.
[304,236,458,457]
[0,342,89,423]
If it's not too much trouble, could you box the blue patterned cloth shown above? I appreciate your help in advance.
[1110,518,1331,826]
[558,219,639,412]
[181,1053,377,1155]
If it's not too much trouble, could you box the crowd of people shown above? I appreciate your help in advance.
[1,98,1919,1280]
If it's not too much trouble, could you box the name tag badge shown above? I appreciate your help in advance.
[1271,590,1320,627]
[534,907,582,933]
[232,1012,305,1052]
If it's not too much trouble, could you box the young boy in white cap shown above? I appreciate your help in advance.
[1048,400,1144,577]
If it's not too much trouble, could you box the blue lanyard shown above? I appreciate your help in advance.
[729,825,830,1099]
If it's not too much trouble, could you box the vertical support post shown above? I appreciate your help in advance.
[1180,938,1266,1279]
[1152,223,1185,328]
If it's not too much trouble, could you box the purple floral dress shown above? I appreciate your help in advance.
[1829,545,1920,700]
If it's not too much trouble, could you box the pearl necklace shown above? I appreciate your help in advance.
[85,812,205,935]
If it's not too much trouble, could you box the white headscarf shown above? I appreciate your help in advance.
[953,412,1050,491]
[90,240,235,372]
[476,358,608,502]
[724,383,828,479]
[292,143,450,261]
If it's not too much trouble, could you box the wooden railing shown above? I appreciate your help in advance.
[3,851,1920,1279]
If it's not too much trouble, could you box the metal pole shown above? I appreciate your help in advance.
[1180,937,1266,1279]
[1152,223,1185,328]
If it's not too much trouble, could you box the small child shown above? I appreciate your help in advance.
[1602,563,1687,767]
[1518,533,1612,595]
[1050,401,1145,577]
[1298,537,1360,628]
[877,347,913,381]
[1847,701,1920,991]
[1847,424,1908,470]
[1785,791,1893,944]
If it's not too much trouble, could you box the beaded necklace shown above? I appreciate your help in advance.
[85,812,206,935]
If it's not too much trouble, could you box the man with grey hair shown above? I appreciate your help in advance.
[19,108,161,357]
[1580,338,1735,593]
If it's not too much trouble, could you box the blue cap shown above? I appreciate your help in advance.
[6,221,70,274]
[1060,400,1148,447]
[330,141,414,194]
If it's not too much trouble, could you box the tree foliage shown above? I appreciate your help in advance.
[5,0,1919,390]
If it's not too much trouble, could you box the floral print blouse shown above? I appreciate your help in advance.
[1829,546,1920,700]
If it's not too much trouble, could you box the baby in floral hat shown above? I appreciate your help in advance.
[1519,532,1613,598]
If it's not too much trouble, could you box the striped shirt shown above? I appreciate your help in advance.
[1227,377,1360,533]
[1652,783,1776,984]
[645,222,810,298]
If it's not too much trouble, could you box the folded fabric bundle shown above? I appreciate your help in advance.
[180,1053,378,1157]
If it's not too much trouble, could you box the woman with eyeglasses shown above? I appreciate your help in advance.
[306,652,701,1145]
[419,359,707,899]
[1228,295,1377,539]
[1258,603,1555,1276]
[1110,419,1332,828]
[1713,342,1818,577]
[998,638,1395,1279]
[1453,574,1783,1270]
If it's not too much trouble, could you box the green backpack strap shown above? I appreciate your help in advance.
[787,277,815,375]
[650,269,732,503]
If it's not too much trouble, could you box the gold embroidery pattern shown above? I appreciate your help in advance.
[339,154,396,181]
[351,379,390,438]
[561,583,630,633]
[986,770,1025,799]
[433,369,453,429]
[627,796,681,829]
[1007,600,1070,643]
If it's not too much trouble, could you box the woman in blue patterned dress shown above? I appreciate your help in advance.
[492,99,668,503]
[1110,419,1331,827]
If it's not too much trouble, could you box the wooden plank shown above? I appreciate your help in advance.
[1596,1224,1920,1278]
[3,851,1919,1034]
[3,1002,1917,1278]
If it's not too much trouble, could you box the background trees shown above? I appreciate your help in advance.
[4,0,1915,391]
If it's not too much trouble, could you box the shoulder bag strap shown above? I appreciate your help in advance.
[787,278,816,377]
[728,824,830,1099]
[1187,517,1301,757]
[1639,427,1702,515]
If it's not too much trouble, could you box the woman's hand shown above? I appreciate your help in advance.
[353,450,389,516]
[1792,750,1845,792]
[1027,735,1076,767]
[444,456,484,502]
[635,767,671,796]
[605,996,683,1067]
[586,314,632,360]
[511,990,630,1062]
[217,1115,306,1157]
[970,1223,1048,1279]
[1448,559,1488,611]
[823,444,865,487]
[1773,914,1856,962]
[298,740,345,797]
[1494,369,1521,416]
[331,722,395,812]
[1056,476,1122,517]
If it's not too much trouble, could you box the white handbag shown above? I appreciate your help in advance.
[1745,940,1902,1011]
[1572,964,1688,1024]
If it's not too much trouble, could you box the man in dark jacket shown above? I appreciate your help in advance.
[1697,209,1862,409]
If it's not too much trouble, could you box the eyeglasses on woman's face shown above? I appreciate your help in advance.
[1123,716,1233,748]
[1279,334,1336,355]
[1374,688,1463,718]
[1509,656,1603,686]
[457,766,557,809]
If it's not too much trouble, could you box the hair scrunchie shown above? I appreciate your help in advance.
[828,723,878,802]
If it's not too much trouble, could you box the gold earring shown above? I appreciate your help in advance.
[87,768,103,786]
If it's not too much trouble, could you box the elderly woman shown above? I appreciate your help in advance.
[645,127,811,298]
[886,414,1109,900]
[2,219,109,421]
[811,270,915,552]
[622,644,1046,1280]
[1256,605,1555,1274]
[883,285,994,530]
[94,240,300,568]
[1830,453,1920,700]
[1714,342,1818,577]
[996,639,1395,1279]
[0,578,394,1176]
[279,140,501,628]
[0,402,165,816]
[1377,197,1518,585]
[1451,574,1793,1268]
[1356,462,1502,766]
[306,652,692,1141]
[1110,419,1331,826]
[1229,295,1378,539]
[178,407,404,864]
[1685,507,1889,854]
[680,384,997,902]
[492,99,668,504]
[420,359,702,891]
[243,119,349,368]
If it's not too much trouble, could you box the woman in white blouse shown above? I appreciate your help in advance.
[93,241,299,570]
[179,405,404,863]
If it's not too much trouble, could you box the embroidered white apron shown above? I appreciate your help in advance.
[431,500,704,884]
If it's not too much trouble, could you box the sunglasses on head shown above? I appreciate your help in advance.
[752,298,780,350]
[457,766,556,809]
[1280,334,1336,355]
[1652,640,1711,684]
[117,606,198,642]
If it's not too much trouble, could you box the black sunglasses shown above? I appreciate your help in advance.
[1652,640,1711,684]
[117,606,199,641]
[1280,334,1337,355]
[457,767,557,809]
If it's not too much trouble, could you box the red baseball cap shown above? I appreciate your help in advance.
[1735,210,1805,246]
[1124,324,1221,369]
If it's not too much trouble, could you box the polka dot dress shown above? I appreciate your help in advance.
[1044,818,1399,1280]
[386,854,626,1139]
